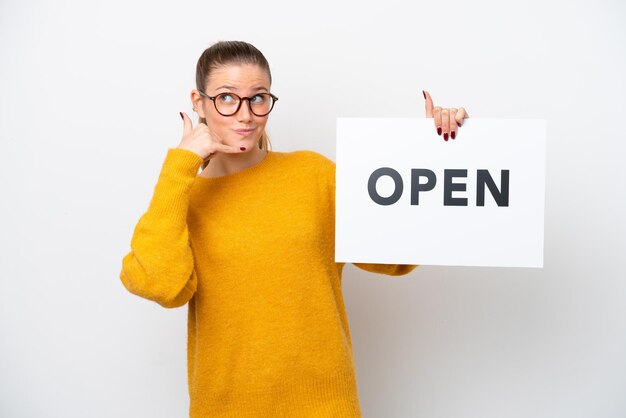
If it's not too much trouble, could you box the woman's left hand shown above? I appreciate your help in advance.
[423,90,469,141]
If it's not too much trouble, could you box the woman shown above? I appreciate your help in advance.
[120,40,468,417]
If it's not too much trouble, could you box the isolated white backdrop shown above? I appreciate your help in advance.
[1,1,625,417]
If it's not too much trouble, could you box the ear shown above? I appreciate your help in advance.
[190,89,207,119]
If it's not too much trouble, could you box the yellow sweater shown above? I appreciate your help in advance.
[120,147,416,417]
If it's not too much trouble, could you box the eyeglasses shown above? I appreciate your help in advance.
[198,91,278,117]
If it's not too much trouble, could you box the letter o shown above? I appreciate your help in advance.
[368,167,404,205]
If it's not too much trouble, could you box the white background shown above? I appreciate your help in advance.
[336,118,546,267]
[1,1,625,417]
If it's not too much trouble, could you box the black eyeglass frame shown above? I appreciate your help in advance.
[198,91,279,117]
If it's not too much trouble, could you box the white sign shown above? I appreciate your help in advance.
[335,118,546,268]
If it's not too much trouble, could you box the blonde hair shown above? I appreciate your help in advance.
[195,40,272,170]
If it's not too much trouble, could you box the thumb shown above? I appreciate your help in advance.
[179,112,193,136]
[423,90,434,118]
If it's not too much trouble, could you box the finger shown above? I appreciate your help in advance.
[441,109,450,141]
[449,108,458,140]
[204,125,245,154]
[206,125,225,145]
[455,107,469,127]
[203,152,215,163]
[214,142,245,154]
[180,112,193,136]
[423,90,434,118]
[433,106,442,136]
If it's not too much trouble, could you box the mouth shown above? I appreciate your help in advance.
[234,128,256,137]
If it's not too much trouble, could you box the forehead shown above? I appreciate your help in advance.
[206,64,270,89]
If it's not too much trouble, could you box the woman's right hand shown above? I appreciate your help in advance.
[177,112,242,161]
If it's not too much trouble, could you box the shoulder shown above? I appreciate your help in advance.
[268,150,335,194]
[270,150,335,175]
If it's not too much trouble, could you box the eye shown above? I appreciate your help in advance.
[250,94,266,104]
[218,93,237,103]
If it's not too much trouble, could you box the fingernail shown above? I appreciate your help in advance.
[422,90,426,99]
[437,127,442,135]
[179,112,184,121]
[240,147,246,151]
[451,131,456,140]
[444,133,449,141]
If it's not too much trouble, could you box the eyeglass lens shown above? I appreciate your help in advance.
[215,93,275,116]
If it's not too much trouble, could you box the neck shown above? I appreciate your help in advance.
[200,146,267,178]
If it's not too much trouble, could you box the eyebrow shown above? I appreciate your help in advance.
[215,85,268,92]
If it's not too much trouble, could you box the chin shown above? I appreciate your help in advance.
[227,138,256,153]
[242,135,261,148]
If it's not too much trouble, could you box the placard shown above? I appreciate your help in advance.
[335,118,546,268]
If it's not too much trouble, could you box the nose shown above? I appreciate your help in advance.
[236,98,253,122]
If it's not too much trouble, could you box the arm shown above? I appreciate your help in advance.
[352,263,418,276]
[119,148,204,308]
[347,92,466,275]
[354,91,469,276]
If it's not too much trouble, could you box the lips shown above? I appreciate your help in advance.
[234,128,256,136]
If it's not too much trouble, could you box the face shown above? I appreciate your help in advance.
[193,64,271,152]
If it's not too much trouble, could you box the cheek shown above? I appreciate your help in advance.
[256,117,269,130]
[206,112,228,132]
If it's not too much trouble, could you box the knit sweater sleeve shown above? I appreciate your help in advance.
[120,148,204,308]
[352,262,418,276]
